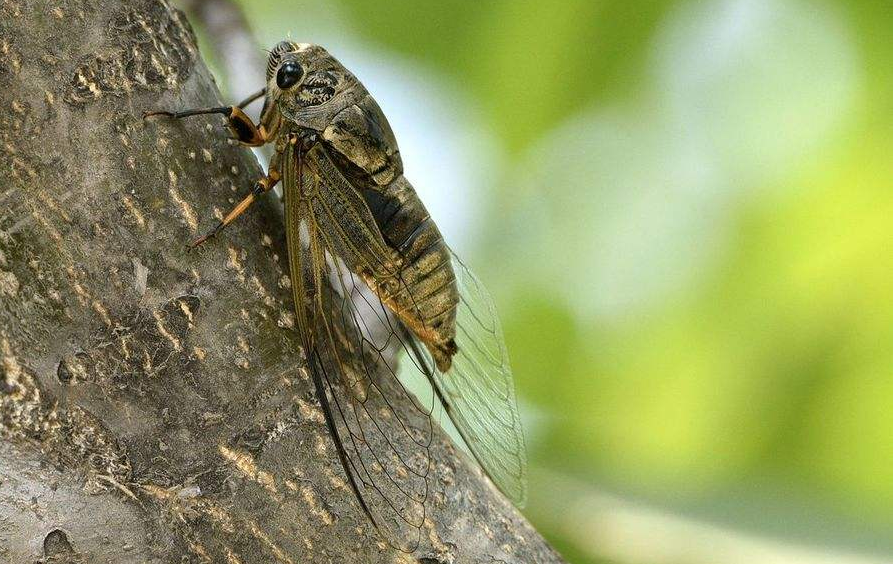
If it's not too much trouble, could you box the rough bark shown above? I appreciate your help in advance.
[0,1,564,563]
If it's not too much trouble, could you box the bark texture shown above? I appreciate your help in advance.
[0,0,565,563]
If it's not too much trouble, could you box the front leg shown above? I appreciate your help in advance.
[144,105,267,147]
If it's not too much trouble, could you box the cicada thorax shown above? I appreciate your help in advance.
[358,176,460,373]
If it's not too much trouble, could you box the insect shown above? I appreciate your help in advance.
[146,41,526,550]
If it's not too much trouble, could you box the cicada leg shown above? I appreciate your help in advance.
[144,102,267,147]
[235,88,267,109]
[191,170,281,248]
[144,89,279,247]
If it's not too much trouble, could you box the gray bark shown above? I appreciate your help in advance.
[0,0,565,563]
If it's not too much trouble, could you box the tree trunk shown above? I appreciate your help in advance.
[0,0,564,562]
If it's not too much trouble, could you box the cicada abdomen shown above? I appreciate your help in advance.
[357,177,460,373]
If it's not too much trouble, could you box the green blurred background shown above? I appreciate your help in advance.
[187,0,893,561]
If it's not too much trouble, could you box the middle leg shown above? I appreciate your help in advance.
[191,168,282,247]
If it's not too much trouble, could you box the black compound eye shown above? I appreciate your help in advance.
[276,62,303,89]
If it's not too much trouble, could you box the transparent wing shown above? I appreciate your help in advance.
[286,140,528,544]
[282,142,434,552]
[429,252,528,506]
[303,142,528,504]
[383,250,528,506]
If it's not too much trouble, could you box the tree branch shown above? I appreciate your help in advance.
[0,0,564,562]
[178,0,266,112]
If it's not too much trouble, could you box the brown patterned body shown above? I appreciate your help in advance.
[358,175,458,372]
[261,42,459,372]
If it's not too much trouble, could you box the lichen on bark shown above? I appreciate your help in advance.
[0,0,565,562]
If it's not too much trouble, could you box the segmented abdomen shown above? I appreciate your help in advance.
[361,177,458,371]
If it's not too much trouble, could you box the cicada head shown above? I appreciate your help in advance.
[264,41,358,129]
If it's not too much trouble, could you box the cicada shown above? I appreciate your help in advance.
[147,41,526,550]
